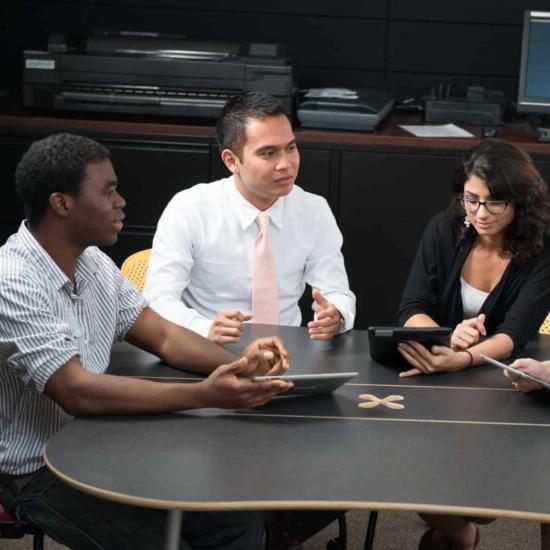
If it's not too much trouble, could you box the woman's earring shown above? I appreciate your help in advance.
[464,216,471,228]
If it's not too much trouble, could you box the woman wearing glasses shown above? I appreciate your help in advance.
[397,139,550,549]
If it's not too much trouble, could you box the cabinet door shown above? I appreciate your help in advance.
[339,150,460,329]
[0,136,34,232]
[105,139,210,228]
[102,229,155,268]
[532,159,550,190]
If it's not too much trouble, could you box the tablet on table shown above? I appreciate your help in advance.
[252,372,358,396]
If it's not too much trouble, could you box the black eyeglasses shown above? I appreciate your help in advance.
[460,196,510,215]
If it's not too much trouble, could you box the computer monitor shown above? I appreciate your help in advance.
[517,11,550,116]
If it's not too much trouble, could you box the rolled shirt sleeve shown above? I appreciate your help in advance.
[0,277,82,393]
[114,267,149,341]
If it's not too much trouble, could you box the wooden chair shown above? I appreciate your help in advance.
[120,249,152,292]
[539,312,550,335]
[0,502,44,549]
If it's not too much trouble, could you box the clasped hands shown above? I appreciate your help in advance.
[207,288,344,345]
[398,314,486,378]
[200,336,292,409]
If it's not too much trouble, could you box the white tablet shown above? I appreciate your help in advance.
[252,372,358,396]
[480,354,550,390]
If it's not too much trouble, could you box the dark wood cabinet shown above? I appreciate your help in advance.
[102,228,155,267]
[339,149,461,328]
[0,135,35,226]
[531,159,550,189]
[106,139,210,228]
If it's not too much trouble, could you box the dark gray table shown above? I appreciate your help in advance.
[44,325,550,549]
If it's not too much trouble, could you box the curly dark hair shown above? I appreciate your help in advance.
[216,91,288,160]
[449,139,550,264]
[15,133,110,226]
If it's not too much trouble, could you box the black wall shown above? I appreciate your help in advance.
[2,1,550,102]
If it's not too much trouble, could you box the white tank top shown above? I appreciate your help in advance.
[460,277,489,318]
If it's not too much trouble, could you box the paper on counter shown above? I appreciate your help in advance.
[399,123,474,138]
[305,88,359,100]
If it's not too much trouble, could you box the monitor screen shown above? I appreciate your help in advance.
[518,11,550,115]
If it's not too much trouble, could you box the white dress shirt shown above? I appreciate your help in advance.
[144,176,356,337]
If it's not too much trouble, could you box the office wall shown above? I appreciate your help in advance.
[1,0,550,102]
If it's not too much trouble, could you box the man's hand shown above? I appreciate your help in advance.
[208,310,253,344]
[398,341,471,378]
[451,314,486,350]
[197,357,293,408]
[505,358,550,392]
[241,336,290,376]
[308,289,342,340]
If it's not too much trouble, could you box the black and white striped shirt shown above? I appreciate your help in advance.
[0,222,147,475]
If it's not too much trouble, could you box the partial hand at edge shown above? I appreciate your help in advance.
[505,357,549,393]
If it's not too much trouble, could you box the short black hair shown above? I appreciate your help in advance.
[216,91,288,158]
[15,133,110,226]
[450,138,550,263]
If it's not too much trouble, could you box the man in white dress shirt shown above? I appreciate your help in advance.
[145,92,356,344]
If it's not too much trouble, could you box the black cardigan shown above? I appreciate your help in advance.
[398,211,550,351]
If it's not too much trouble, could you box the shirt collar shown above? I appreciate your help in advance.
[226,176,285,231]
[17,221,101,292]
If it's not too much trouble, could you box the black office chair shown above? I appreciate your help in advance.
[0,502,45,550]
[326,510,378,550]
[326,512,347,549]
[363,511,378,550]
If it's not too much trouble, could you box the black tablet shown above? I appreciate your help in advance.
[367,326,452,362]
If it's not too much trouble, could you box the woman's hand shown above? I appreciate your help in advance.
[504,358,550,392]
[451,314,486,350]
[398,341,472,377]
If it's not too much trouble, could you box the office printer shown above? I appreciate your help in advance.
[297,88,394,132]
[23,33,294,118]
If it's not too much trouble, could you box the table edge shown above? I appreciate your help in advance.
[43,446,550,522]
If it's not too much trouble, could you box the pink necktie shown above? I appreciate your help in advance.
[252,212,279,324]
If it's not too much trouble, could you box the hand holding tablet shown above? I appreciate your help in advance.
[368,326,452,362]
[480,354,550,390]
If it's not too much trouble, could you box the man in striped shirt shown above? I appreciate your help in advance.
[0,133,292,549]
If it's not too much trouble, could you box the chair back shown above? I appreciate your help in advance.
[540,312,550,335]
[0,502,16,523]
[120,249,152,293]
[1,502,45,549]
